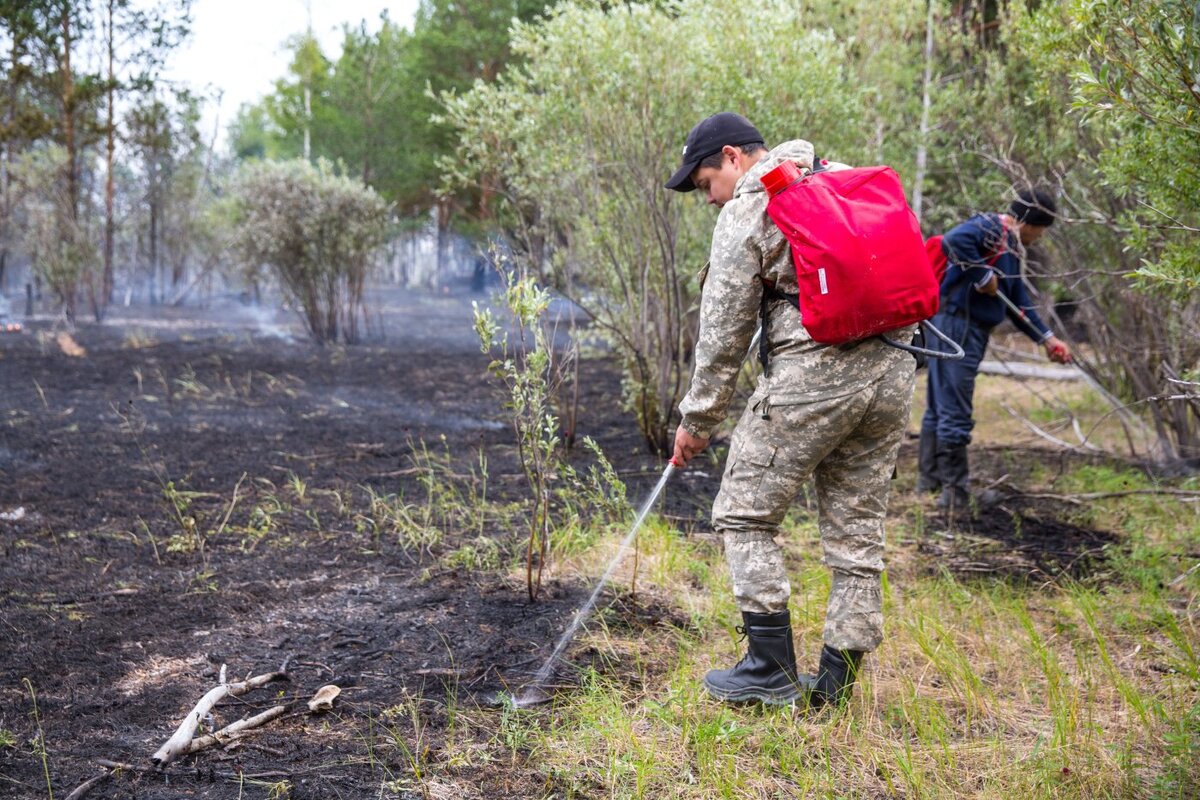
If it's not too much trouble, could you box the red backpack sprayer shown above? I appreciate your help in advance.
[757,158,964,364]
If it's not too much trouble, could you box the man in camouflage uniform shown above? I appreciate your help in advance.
[665,113,916,708]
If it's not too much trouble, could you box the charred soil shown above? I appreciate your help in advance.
[0,289,1124,798]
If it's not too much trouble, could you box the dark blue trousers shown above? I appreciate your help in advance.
[921,312,991,447]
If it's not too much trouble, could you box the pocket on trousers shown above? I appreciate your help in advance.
[731,439,777,505]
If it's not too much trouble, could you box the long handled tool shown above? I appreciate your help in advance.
[511,460,678,707]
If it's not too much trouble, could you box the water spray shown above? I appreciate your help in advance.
[509,459,678,708]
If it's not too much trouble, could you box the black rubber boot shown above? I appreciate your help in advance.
[703,610,801,705]
[936,443,1000,514]
[799,645,864,709]
[916,427,940,493]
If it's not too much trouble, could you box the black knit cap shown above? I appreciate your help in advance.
[665,112,765,192]
[1010,188,1058,227]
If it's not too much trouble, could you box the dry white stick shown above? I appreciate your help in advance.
[179,704,290,756]
[979,360,1082,381]
[1170,562,1200,586]
[1017,488,1200,505]
[151,664,288,768]
[1002,403,1087,452]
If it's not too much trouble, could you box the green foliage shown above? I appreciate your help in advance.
[10,144,97,319]
[897,0,1200,465]
[353,437,496,557]
[228,103,284,161]
[1157,704,1200,799]
[229,158,390,344]
[125,88,220,304]
[474,264,566,599]
[477,526,1200,798]
[320,18,414,204]
[443,0,866,453]
[1040,0,1199,290]
[0,2,198,319]
[441,535,503,571]
[229,1,551,226]
[160,479,208,554]
[0,3,58,168]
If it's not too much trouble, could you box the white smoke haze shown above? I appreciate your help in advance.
[237,302,296,342]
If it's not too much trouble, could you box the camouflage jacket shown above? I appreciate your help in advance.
[679,140,916,439]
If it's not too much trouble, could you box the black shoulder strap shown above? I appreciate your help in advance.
[759,282,799,373]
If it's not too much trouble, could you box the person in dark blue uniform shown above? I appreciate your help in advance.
[919,189,1073,512]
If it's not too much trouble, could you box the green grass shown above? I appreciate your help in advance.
[107,418,1197,797]
[365,455,1200,799]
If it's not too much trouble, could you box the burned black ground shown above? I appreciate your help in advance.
[0,289,1125,799]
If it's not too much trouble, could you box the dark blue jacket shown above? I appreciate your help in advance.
[939,213,1052,342]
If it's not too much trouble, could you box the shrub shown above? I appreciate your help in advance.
[230,158,390,344]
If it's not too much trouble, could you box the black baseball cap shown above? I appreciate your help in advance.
[665,112,765,192]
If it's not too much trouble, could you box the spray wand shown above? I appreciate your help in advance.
[510,458,679,707]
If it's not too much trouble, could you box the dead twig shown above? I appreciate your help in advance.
[151,659,290,768]
[981,473,1011,491]
[97,758,292,781]
[96,759,154,774]
[64,770,111,800]
[1002,402,1098,452]
[178,704,291,757]
[1015,488,1200,505]
[1169,562,1200,586]
[212,472,247,538]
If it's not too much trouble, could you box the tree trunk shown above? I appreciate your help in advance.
[435,202,450,288]
[60,6,78,324]
[1,28,14,296]
[362,54,373,186]
[150,182,159,303]
[911,0,935,222]
[60,8,78,222]
[102,0,116,315]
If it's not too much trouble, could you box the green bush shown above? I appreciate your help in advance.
[230,158,390,344]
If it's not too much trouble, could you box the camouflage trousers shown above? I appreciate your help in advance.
[713,364,915,653]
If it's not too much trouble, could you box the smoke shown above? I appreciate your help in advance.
[237,302,294,342]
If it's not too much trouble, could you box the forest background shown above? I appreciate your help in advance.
[2,0,1200,465]
[1,2,1199,798]
[1,0,1196,467]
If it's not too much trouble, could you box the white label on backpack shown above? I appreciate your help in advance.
[818,268,829,295]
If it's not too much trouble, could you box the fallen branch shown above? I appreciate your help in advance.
[179,703,291,757]
[151,659,289,768]
[980,360,1081,381]
[96,759,155,775]
[1170,562,1200,586]
[64,770,110,800]
[97,758,292,781]
[1015,488,1200,505]
[1002,403,1098,452]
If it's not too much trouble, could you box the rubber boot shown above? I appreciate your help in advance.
[916,427,940,493]
[703,610,801,705]
[799,645,864,708]
[936,443,1001,514]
